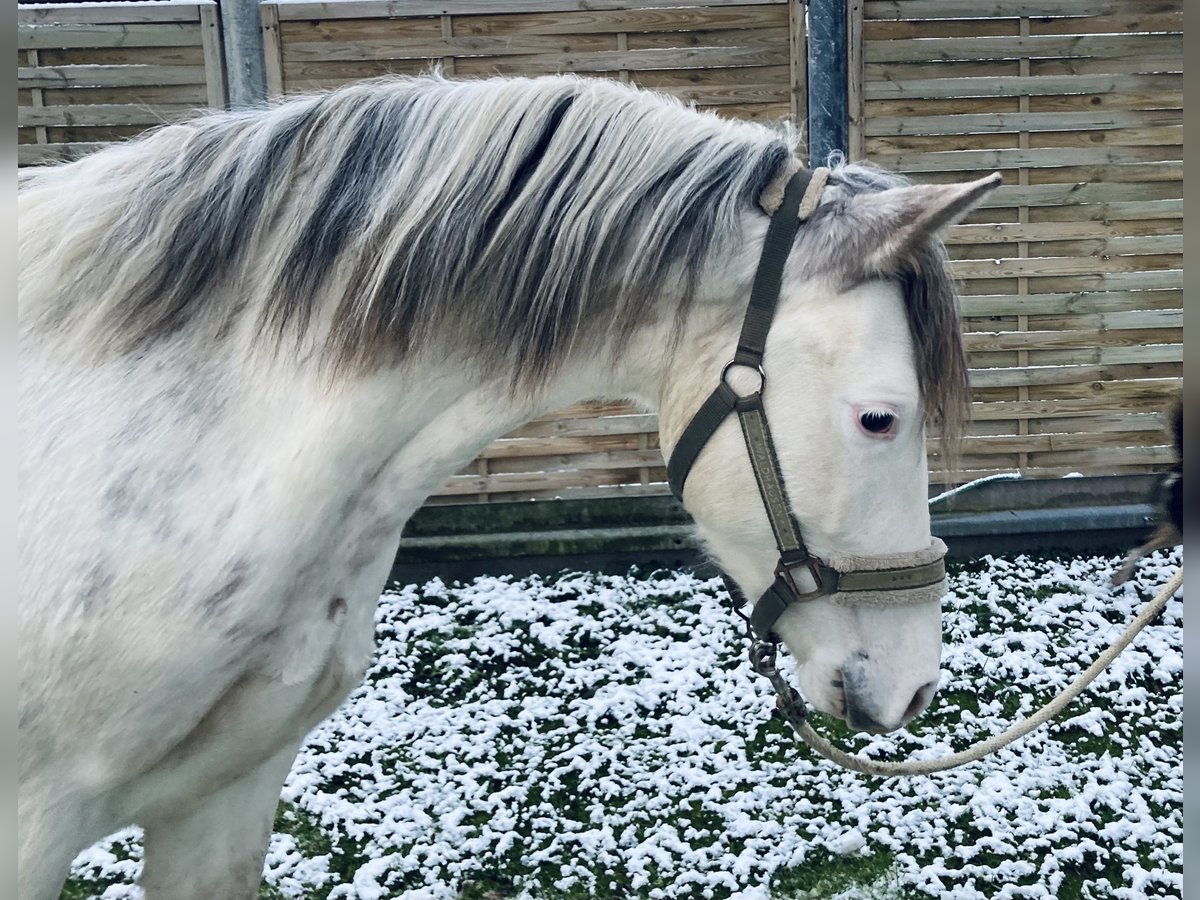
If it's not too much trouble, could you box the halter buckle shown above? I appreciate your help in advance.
[775,555,839,601]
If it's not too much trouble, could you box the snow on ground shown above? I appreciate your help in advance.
[66,549,1182,899]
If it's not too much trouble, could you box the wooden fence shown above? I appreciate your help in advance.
[15,0,1183,501]
[17,1,226,166]
[260,0,804,120]
[853,0,1183,483]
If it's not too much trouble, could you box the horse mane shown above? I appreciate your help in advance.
[24,73,791,382]
[20,73,965,437]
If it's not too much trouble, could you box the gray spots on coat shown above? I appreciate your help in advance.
[79,562,116,612]
[203,561,251,615]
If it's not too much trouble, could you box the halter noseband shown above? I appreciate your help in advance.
[665,167,947,643]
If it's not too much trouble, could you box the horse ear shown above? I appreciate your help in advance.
[841,172,1001,276]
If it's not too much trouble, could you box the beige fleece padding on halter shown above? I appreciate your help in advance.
[758,161,830,220]
[757,157,802,215]
[825,537,949,607]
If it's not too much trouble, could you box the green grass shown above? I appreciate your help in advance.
[58,554,1181,899]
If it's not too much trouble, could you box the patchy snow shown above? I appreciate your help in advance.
[66,549,1182,898]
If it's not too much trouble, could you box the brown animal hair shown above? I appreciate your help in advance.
[1111,394,1183,585]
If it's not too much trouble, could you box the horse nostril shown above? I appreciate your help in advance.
[904,679,939,723]
[843,676,939,733]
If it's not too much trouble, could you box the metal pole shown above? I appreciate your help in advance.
[805,0,848,167]
[219,0,267,108]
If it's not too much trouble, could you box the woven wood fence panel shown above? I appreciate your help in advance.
[854,0,1183,484]
[17,2,226,166]
[14,0,1182,502]
[263,0,803,122]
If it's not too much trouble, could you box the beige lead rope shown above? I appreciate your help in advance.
[782,566,1183,777]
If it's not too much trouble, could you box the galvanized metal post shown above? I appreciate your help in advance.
[805,0,849,167]
[219,0,267,108]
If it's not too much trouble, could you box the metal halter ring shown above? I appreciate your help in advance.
[720,360,765,398]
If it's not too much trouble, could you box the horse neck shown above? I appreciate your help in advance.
[227,303,707,534]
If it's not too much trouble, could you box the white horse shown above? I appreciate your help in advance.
[18,73,998,897]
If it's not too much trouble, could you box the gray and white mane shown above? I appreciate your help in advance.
[20,72,965,434]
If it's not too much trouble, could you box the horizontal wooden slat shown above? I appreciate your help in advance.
[34,46,208,67]
[18,64,210,89]
[509,414,658,440]
[272,0,786,21]
[448,46,789,74]
[959,291,1181,317]
[480,435,646,460]
[946,220,1180,245]
[963,328,1179,352]
[865,12,1181,40]
[1021,346,1180,367]
[17,103,199,128]
[425,482,670,504]
[18,3,209,26]
[868,91,1179,120]
[865,56,1179,83]
[866,125,1182,154]
[38,85,211,107]
[17,141,108,165]
[627,27,790,51]
[434,467,668,497]
[970,181,1180,210]
[971,359,1181,389]
[951,253,1180,279]
[874,146,1179,173]
[450,5,786,37]
[647,82,788,105]
[968,383,1181,420]
[44,124,148,143]
[1029,310,1183,331]
[864,72,1179,101]
[281,33,620,63]
[864,0,1179,19]
[864,34,1180,64]
[1029,12,1182,35]
[865,109,1178,136]
[947,430,1169,454]
[285,43,788,72]
[18,23,204,51]
[483,448,663,475]
[1029,55,1181,77]
[1023,445,1175,468]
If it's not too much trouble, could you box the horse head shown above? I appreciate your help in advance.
[660,164,999,733]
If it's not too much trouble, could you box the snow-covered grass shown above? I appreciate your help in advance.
[63,549,1182,899]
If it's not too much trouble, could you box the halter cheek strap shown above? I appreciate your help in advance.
[665,165,946,643]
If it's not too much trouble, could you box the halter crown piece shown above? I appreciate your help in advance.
[665,165,948,646]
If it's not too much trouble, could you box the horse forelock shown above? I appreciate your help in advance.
[27,73,794,388]
[817,160,970,448]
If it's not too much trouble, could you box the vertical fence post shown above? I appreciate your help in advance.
[805,0,848,167]
[199,3,228,109]
[788,0,808,164]
[846,0,864,160]
[219,0,268,108]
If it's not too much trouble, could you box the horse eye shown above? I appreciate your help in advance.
[859,411,895,435]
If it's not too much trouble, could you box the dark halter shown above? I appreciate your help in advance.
[665,168,946,643]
